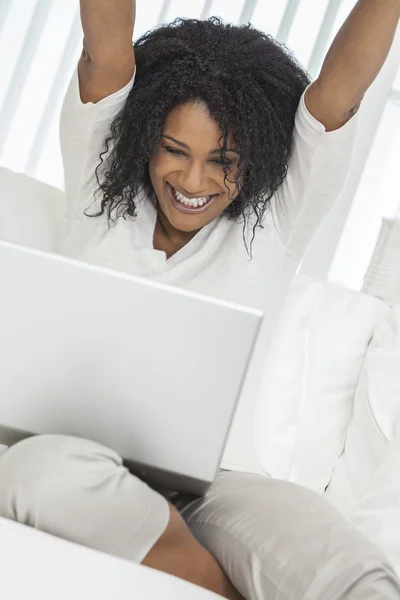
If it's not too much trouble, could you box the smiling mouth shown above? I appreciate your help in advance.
[166,183,218,214]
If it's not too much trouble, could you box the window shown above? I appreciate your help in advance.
[329,39,400,290]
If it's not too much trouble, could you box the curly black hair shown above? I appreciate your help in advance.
[93,17,310,243]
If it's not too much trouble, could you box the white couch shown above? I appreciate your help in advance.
[0,172,223,599]
[254,221,400,574]
[0,167,65,252]
[0,517,221,600]
[1,167,400,578]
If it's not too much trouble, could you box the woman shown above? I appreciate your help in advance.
[1,2,400,599]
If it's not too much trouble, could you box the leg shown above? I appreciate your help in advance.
[182,471,400,600]
[142,502,243,599]
[0,435,241,599]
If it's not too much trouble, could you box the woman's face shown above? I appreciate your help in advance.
[149,102,241,233]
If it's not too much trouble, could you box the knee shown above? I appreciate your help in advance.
[183,472,400,600]
[0,434,122,524]
[0,434,170,563]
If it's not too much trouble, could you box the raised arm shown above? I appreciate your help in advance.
[306,0,400,131]
[79,0,136,103]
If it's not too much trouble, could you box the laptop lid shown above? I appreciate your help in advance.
[0,240,262,494]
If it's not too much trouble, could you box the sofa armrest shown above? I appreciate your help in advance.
[0,167,65,252]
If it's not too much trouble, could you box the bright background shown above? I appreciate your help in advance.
[0,0,399,289]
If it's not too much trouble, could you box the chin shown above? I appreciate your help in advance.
[166,212,206,233]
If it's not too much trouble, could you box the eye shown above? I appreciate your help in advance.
[164,146,186,157]
[211,158,233,168]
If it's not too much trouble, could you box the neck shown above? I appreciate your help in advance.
[154,208,198,258]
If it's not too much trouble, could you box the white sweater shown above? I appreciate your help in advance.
[60,69,358,469]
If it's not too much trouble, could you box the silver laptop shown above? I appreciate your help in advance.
[0,240,262,495]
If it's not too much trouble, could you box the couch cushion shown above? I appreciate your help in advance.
[0,167,65,251]
[324,364,388,517]
[325,307,400,572]
[255,274,387,493]
[351,425,400,575]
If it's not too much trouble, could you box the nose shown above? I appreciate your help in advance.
[180,161,208,195]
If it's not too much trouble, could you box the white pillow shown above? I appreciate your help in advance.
[0,167,65,251]
[351,423,400,575]
[326,306,400,572]
[324,363,388,517]
[255,274,387,493]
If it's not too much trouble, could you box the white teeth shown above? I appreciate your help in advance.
[174,189,211,208]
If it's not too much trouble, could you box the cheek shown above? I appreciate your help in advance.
[149,150,179,183]
[148,154,157,185]
[148,154,169,195]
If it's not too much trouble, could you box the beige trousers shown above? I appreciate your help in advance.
[0,435,398,600]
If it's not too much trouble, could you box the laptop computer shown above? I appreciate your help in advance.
[0,240,262,495]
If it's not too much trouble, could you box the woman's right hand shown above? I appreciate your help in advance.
[78,0,136,104]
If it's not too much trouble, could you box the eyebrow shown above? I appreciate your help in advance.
[161,135,240,156]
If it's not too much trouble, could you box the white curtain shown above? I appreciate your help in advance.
[0,0,399,288]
